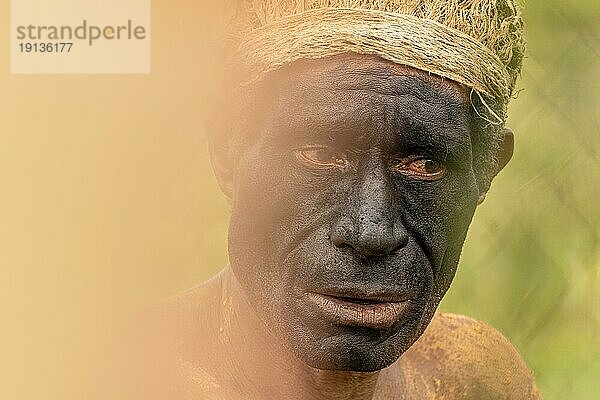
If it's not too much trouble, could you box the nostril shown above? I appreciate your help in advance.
[389,225,408,253]
[353,224,408,257]
[389,241,405,255]
[331,231,349,248]
[395,232,409,251]
[355,233,393,257]
[331,215,408,257]
[330,216,356,249]
[393,222,410,250]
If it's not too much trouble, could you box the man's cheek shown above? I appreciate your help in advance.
[236,150,301,212]
[405,178,476,244]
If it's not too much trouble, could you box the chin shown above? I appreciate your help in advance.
[284,319,423,372]
[304,350,400,372]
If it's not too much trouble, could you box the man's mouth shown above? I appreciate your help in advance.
[306,291,412,329]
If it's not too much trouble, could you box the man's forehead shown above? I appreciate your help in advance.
[271,53,469,104]
[259,54,472,152]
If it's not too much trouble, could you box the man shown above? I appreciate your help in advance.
[136,1,541,399]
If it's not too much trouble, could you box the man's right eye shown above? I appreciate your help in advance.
[293,147,349,169]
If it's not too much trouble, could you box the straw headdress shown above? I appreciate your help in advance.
[225,0,525,124]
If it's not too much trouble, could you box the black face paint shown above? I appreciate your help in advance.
[227,55,480,371]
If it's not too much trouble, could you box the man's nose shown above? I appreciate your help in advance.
[330,158,409,258]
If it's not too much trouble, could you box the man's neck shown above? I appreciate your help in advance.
[214,266,382,400]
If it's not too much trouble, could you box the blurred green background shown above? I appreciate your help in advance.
[440,1,600,399]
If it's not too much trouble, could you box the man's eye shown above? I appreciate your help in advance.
[393,159,447,181]
[293,148,349,169]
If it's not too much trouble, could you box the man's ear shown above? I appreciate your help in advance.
[209,140,235,200]
[478,127,514,205]
[495,126,514,174]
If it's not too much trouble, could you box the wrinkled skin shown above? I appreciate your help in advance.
[126,54,541,400]
[225,55,480,371]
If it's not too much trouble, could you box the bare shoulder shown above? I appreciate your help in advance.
[385,313,542,399]
[118,276,225,399]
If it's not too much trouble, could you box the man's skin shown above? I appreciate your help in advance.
[133,54,540,399]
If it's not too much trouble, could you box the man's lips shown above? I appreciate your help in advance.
[306,291,412,330]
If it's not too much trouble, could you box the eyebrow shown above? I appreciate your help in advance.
[400,118,472,159]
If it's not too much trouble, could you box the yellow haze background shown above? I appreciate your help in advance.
[1,1,598,399]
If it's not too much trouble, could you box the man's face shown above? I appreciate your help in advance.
[225,55,481,371]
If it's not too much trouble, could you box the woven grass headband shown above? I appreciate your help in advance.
[226,0,525,124]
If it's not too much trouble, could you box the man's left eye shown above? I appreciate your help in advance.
[293,147,349,169]
[393,158,447,181]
